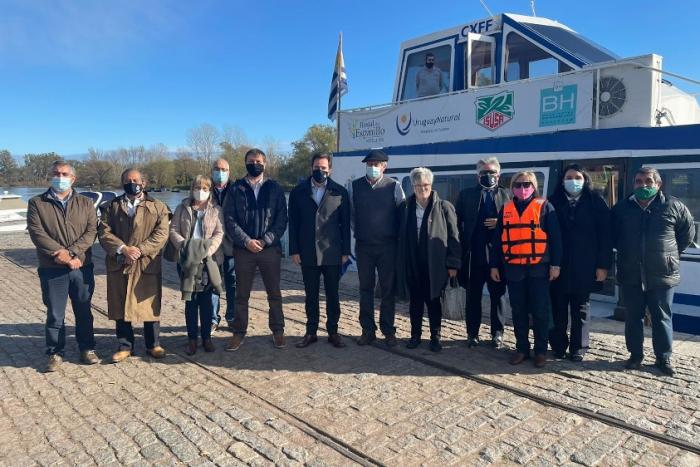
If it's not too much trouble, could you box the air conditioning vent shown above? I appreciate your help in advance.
[596,76,627,117]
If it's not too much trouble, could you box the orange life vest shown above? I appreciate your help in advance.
[501,198,548,265]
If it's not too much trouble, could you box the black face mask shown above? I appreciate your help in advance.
[426,62,434,69]
[312,169,328,184]
[479,173,497,188]
[123,182,143,196]
[245,163,264,177]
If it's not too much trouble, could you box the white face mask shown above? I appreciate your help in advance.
[192,189,210,202]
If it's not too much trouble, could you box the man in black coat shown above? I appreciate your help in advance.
[548,164,613,362]
[288,153,351,348]
[612,167,695,376]
[455,157,510,348]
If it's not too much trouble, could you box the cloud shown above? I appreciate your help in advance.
[0,0,196,68]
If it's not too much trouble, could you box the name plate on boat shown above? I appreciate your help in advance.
[338,71,594,151]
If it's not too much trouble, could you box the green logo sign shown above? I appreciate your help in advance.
[476,91,514,131]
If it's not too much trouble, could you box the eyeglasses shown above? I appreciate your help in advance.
[512,181,533,189]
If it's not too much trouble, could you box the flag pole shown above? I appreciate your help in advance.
[336,32,342,153]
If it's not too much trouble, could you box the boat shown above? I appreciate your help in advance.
[332,13,700,334]
[0,191,28,232]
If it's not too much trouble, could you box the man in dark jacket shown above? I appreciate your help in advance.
[26,160,99,372]
[224,148,288,351]
[348,149,405,347]
[210,158,235,330]
[612,167,695,376]
[455,157,510,349]
[288,153,351,348]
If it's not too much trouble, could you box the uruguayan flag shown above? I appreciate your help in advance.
[327,33,348,121]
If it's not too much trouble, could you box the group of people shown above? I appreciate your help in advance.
[27,150,695,377]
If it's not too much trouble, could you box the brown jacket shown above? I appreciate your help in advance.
[169,197,224,264]
[26,189,97,268]
[98,193,170,322]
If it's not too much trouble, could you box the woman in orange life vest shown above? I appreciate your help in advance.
[490,171,562,368]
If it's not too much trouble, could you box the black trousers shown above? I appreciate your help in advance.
[301,265,341,335]
[408,275,442,339]
[549,287,591,356]
[466,260,506,338]
[116,319,160,350]
[356,241,396,336]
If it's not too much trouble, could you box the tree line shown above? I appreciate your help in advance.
[0,123,337,191]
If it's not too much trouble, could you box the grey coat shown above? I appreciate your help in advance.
[396,192,462,301]
[179,237,223,301]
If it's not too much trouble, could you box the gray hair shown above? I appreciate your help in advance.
[410,167,434,186]
[50,160,75,176]
[636,167,662,184]
[476,157,501,173]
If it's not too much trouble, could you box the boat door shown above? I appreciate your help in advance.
[565,159,625,302]
[466,33,496,88]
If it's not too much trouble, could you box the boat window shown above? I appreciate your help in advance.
[402,44,452,100]
[504,32,572,82]
[655,166,700,251]
[469,38,494,87]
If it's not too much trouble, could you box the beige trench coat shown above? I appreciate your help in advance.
[98,194,170,323]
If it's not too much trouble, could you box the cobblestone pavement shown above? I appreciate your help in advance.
[1,231,698,466]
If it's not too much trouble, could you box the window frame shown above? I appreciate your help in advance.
[465,33,496,89]
[399,40,455,102]
[500,25,577,83]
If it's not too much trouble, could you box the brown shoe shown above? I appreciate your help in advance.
[534,354,546,368]
[203,339,215,353]
[226,335,244,352]
[111,349,132,364]
[295,334,318,348]
[357,332,376,346]
[80,350,100,365]
[384,334,398,348]
[328,334,346,348]
[185,340,197,356]
[148,346,166,359]
[273,333,286,349]
[46,354,63,372]
[509,352,528,365]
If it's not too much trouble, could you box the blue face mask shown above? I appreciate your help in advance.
[212,170,229,185]
[366,165,381,180]
[51,176,72,193]
[563,179,584,195]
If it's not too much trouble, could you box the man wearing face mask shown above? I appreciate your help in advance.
[224,148,288,351]
[416,52,446,98]
[455,157,510,349]
[210,158,236,331]
[288,153,351,348]
[348,149,405,346]
[27,160,99,372]
[612,167,695,376]
[98,168,170,363]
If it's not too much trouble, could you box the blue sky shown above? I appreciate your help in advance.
[1,0,698,157]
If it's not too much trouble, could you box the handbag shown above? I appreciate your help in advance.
[441,276,466,320]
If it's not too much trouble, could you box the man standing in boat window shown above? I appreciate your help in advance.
[27,160,99,372]
[416,52,446,98]
[348,149,405,347]
[455,157,510,349]
[612,167,695,376]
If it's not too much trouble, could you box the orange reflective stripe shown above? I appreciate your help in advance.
[501,198,548,265]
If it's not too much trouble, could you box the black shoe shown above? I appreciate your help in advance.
[357,332,376,346]
[553,351,567,360]
[328,334,346,348]
[295,334,318,348]
[654,358,675,376]
[491,332,504,349]
[467,336,479,348]
[570,353,584,362]
[429,338,442,353]
[384,334,398,348]
[406,337,421,349]
[625,356,643,370]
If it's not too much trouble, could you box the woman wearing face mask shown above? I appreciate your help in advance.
[548,165,612,362]
[490,171,562,368]
[170,175,224,355]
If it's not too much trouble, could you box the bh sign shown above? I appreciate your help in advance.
[539,84,578,127]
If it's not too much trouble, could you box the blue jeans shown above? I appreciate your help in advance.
[38,264,96,356]
[622,285,674,360]
[185,289,215,341]
[507,275,550,356]
[212,256,236,325]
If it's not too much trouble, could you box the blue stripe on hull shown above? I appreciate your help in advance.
[335,124,700,158]
[673,313,700,335]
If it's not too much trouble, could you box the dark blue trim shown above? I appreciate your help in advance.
[672,313,700,335]
[674,292,700,307]
[335,124,700,159]
[502,15,586,68]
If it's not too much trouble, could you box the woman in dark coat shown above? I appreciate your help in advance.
[396,167,461,352]
[548,164,613,361]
